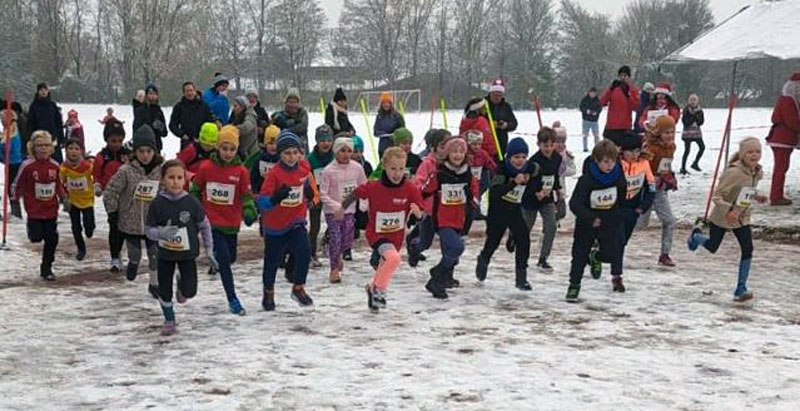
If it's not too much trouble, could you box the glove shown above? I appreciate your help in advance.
[108,211,119,226]
[152,120,166,134]
[94,184,102,197]
[611,80,623,90]
[207,253,219,272]
[158,220,180,240]
[271,185,292,204]
[243,204,258,226]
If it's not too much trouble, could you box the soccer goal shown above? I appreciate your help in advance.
[355,89,422,114]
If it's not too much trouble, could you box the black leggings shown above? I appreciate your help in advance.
[308,205,322,258]
[703,223,752,261]
[681,139,705,169]
[157,259,198,303]
[27,218,58,267]
[69,206,95,252]
[479,208,530,275]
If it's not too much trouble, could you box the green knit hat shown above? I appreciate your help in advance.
[392,128,413,145]
[199,122,220,147]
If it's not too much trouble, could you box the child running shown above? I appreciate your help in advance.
[688,137,766,302]
[475,137,540,290]
[340,147,423,312]
[177,122,219,179]
[348,135,372,261]
[257,130,315,311]
[104,125,163,298]
[554,126,576,222]
[422,137,478,298]
[60,138,95,261]
[248,125,281,194]
[619,132,655,254]
[320,136,366,283]
[566,140,627,302]
[94,120,129,272]
[11,131,64,280]
[146,160,215,335]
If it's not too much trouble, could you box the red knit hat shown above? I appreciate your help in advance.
[653,82,673,96]
[790,72,800,82]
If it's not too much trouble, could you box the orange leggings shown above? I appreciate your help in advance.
[371,244,402,291]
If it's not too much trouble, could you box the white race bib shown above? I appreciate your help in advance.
[502,184,526,204]
[259,161,274,177]
[590,187,618,210]
[134,180,159,202]
[280,185,303,207]
[375,211,405,233]
[34,182,56,201]
[66,177,88,192]
[339,180,357,200]
[440,183,467,206]
[647,109,669,125]
[626,173,645,197]
[206,182,236,205]
[657,158,673,173]
[542,175,555,191]
[736,187,759,208]
[159,227,191,252]
[470,166,483,180]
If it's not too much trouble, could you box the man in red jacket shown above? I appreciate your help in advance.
[766,72,800,206]
[600,66,640,146]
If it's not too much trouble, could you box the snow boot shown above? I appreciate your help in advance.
[565,283,581,303]
[262,289,276,311]
[612,275,626,293]
[425,264,448,299]
[126,263,139,281]
[444,267,459,289]
[733,258,753,302]
[515,267,531,291]
[291,285,314,307]
[228,297,246,316]
[475,253,489,282]
[687,228,706,251]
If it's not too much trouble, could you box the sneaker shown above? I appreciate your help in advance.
[679,168,689,175]
[342,249,353,261]
[374,289,387,309]
[126,263,139,281]
[161,321,177,336]
[228,298,246,316]
[40,264,56,281]
[658,254,675,267]
[475,254,489,282]
[515,281,532,291]
[148,284,160,299]
[408,250,420,268]
[589,248,602,279]
[612,275,626,293]
[262,290,276,311]
[691,163,701,172]
[565,283,581,302]
[418,253,427,262]
[537,261,554,273]
[505,236,516,253]
[110,258,122,273]
[365,284,379,313]
[770,198,792,206]
[76,248,86,261]
[175,288,187,304]
[733,291,754,302]
[291,286,314,307]
[329,269,342,284]
[687,228,703,251]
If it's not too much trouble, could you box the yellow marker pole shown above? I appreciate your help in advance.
[484,99,504,162]
[359,98,379,165]
[398,100,406,117]
[319,97,326,117]
[440,97,449,130]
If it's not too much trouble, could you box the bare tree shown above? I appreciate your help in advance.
[338,0,407,85]
[272,0,326,89]
[404,0,438,78]
[504,0,555,105]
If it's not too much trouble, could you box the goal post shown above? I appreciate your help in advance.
[355,89,422,114]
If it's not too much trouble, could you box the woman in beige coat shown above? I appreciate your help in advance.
[687,137,767,302]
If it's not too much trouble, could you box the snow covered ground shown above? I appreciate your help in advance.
[1,104,799,409]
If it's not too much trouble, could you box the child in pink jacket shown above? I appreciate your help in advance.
[320,137,367,283]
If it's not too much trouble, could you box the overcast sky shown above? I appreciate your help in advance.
[319,0,754,27]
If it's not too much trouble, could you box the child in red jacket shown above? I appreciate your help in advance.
[257,131,315,311]
[341,147,423,312]
[459,98,495,158]
[11,131,65,280]
[94,120,129,272]
[422,137,478,299]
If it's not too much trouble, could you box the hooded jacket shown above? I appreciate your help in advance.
[485,96,518,153]
[103,157,164,235]
[27,95,64,146]
[708,161,763,229]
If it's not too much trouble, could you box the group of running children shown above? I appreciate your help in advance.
[8,102,765,335]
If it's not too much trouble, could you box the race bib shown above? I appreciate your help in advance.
[159,227,191,252]
[626,173,645,197]
[502,184,526,204]
[259,161,274,177]
[206,182,236,205]
[542,175,555,191]
[470,166,483,180]
[647,109,669,124]
[134,180,159,202]
[736,187,759,208]
[440,183,467,205]
[34,182,56,201]
[280,185,303,207]
[375,211,404,233]
[340,180,357,200]
[66,177,88,192]
[657,158,673,173]
[590,187,618,210]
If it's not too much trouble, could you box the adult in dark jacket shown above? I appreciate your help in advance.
[325,87,356,136]
[271,88,310,152]
[579,88,603,152]
[169,81,214,150]
[133,84,168,151]
[373,91,405,156]
[27,83,65,162]
[485,78,518,155]
[680,93,705,174]
[245,89,270,137]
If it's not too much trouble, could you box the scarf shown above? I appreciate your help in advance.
[504,158,527,178]
[331,102,346,131]
[589,160,622,186]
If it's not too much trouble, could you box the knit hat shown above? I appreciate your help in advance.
[489,78,505,94]
[392,128,413,145]
[218,125,240,149]
[465,130,483,145]
[213,73,229,87]
[352,135,365,152]
[554,127,567,143]
[333,87,346,103]
[506,137,529,157]
[643,82,655,92]
[103,121,125,141]
[285,88,301,103]
[246,88,258,98]
[443,136,467,155]
[145,84,158,94]
[379,91,393,104]
[653,82,673,97]
[315,124,334,142]
[277,130,302,153]
[333,137,354,153]
[264,125,281,145]
[132,125,157,150]
[654,115,676,134]
[466,97,486,113]
[199,122,220,147]
[618,65,632,76]
[234,95,248,108]
[620,132,643,151]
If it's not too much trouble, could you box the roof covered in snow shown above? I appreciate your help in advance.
[665,0,800,63]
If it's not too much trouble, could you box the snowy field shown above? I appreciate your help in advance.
[1,104,800,410]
